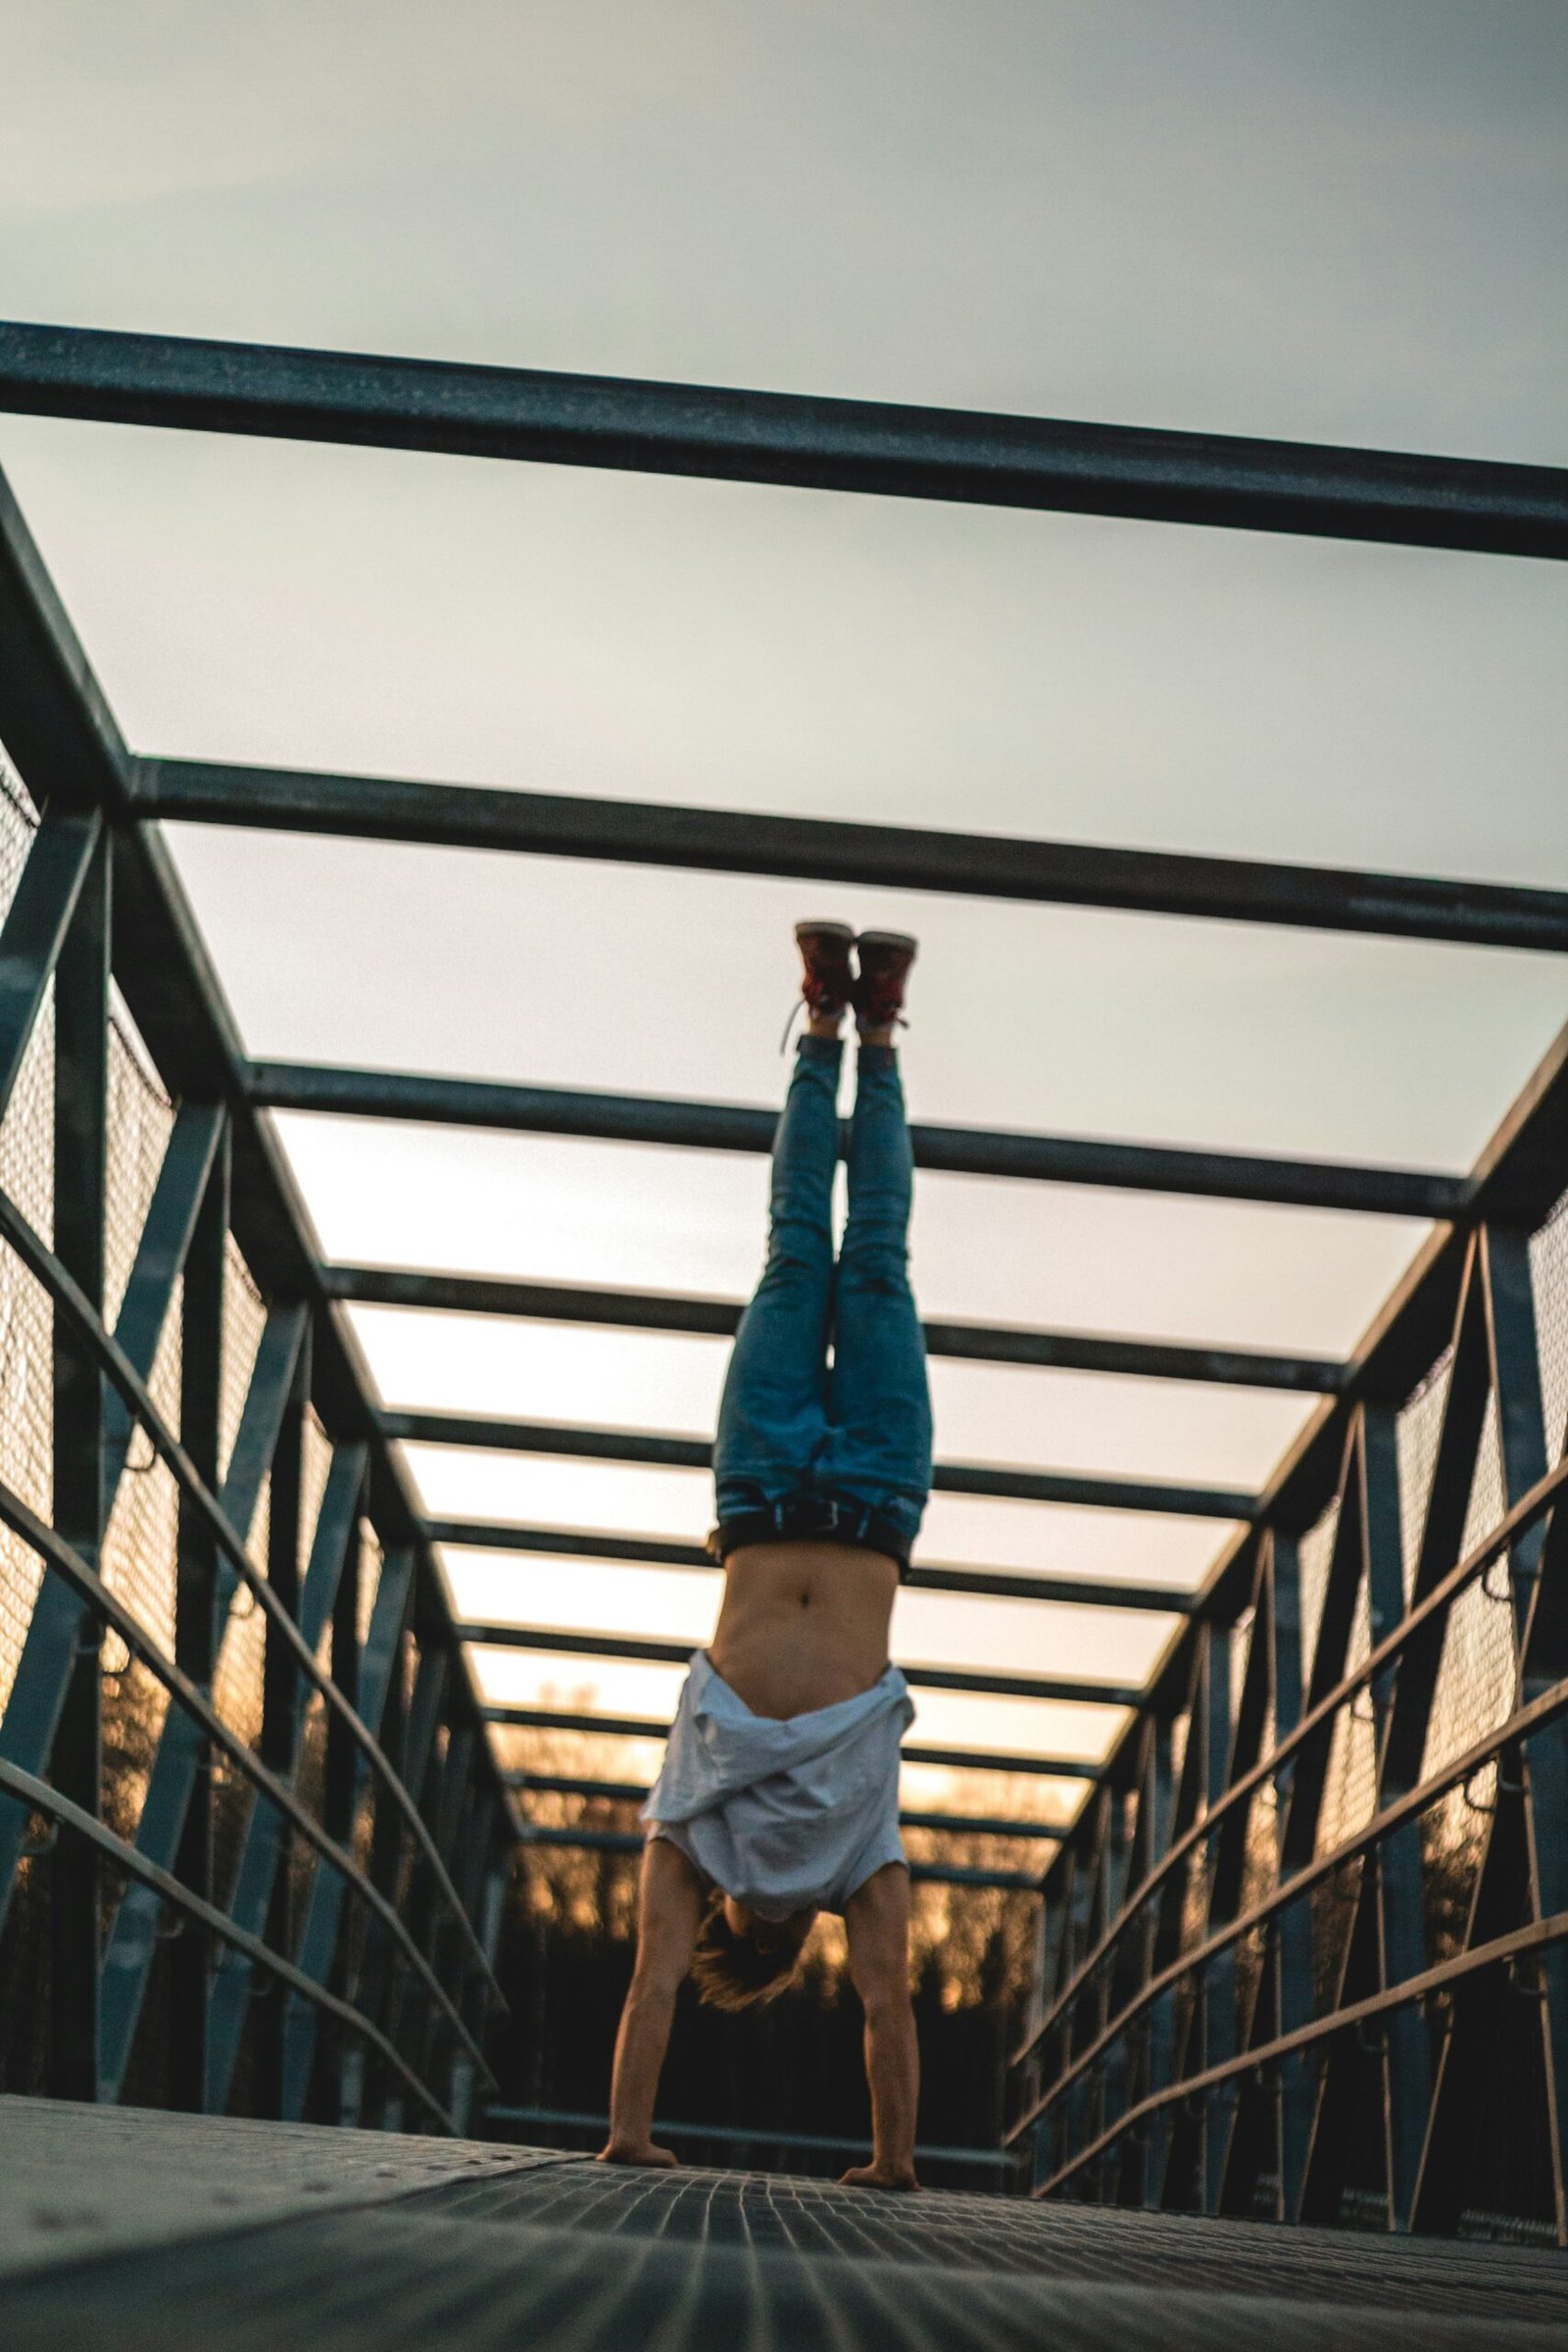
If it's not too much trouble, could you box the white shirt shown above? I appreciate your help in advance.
[643,1650,914,1920]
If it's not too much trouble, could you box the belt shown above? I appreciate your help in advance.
[710,1491,909,1574]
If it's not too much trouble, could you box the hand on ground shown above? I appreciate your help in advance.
[597,2139,680,2169]
[839,2162,920,2192]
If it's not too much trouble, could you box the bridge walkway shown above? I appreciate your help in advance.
[3,2096,1566,2350]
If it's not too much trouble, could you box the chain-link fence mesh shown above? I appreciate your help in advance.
[0,760,54,1720]
[0,715,512,2154]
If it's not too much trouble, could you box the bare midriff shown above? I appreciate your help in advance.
[706,1540,901,1721]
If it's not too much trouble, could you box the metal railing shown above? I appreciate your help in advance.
[0,683,511,2133]
[1008,1181,1568,2238]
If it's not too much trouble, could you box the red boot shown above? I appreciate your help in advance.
[794,920,856,1023]
[853,931,917,1033]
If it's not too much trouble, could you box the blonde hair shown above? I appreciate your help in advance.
[688,1897,808,2013]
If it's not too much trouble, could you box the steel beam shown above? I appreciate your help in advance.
[388,1406,1253,1521]
[5,318,1566,557]
[513,1821,1042,1890]
[279,1546,416,2121]
[101,1101,226,1493]
[47,831,109,2100]
[506,1771,1065,1839]
[142,756,1568,956]
[329,1263,1345,1395]
[483,1704,1102,1780]
[456,1619,1139,1707]
[0,805,101,1122]
[168,1114,228,2114]
[257,1061,1461,1220]
[426,1514,1194,1613]
[204,1440,367,2114]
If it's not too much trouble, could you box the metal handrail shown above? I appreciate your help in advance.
[0,1757,459,2132]
[1006,1652,1568,2143]
[429,1516,1198,1612]
[1027,1906,1568,2199]
[0,1178,503,2005]
[0,1468,494,2086]
[1012,1450,1567,2071]
[457,1622,1140,1712]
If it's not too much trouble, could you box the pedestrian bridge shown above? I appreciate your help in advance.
[6,2098,1568,2349]
[0,319,1565,2345]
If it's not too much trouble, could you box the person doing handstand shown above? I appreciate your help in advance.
[598,922,932,2192]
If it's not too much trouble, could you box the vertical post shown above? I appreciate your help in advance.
[1147,1638,1209,2207]
[312,1493,364,2122]
[49,832,109,2101]
[168,1121,229,2110]
[1197,1618,1234,2211]
[1270,1531,1314,2220]
[252,1326,310,2113]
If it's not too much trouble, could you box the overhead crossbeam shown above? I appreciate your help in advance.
[457,1618,1140,1708]
[426,1513,1195,1613]
[506,1771,1066,1840]
[258,1063,1459,1220]
[328,1263,1344,1395]
[140,758,1568,955]
[384,1406,1255,1521]
[513,1821,1042,1893]
[483,1703,1102,1781]
[4,318,1566,557]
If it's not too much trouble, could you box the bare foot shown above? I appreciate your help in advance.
[839,2163,920,2192]
[597,2140,680,2169]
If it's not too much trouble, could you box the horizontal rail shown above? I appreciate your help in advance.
[6,319,1566,558]
[486,2105,1018,2169]
[257,1062,1462,1221]
[387,1408,1255,1522]
[0,1180,502,2003]
[1009,1651,1568,2146]
[507,1771,1064,1839]
[515,1821,1042,1890]
[482,1703,1103,1779]
[1013,1450,1568,2074]
[1029,1908,1568,2199]
[0,1758,458,2133]
[139,757,1568,957]
[426,1515,1195,1613]
[328,1263,1345,1394]
[0,1468,493,2083]
[456,1621,1141,1708]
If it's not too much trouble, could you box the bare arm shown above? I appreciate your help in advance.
[841,1862,920,2190]
[599,1838,707,2168]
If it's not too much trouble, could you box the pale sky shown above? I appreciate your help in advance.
[2,1,1564,1798]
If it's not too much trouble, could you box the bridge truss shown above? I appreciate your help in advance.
[0,320,1564,2229]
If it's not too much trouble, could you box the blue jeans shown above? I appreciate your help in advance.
[713,1036,933,1551]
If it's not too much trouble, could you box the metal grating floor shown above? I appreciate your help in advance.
[4,2103,1567,2351]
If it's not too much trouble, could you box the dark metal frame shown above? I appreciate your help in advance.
[0,318,1563,2206]
[0,468,512,2134]
[1006,1154,1568,2232]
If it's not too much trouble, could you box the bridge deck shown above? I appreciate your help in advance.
[4,2097,1565,2350]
